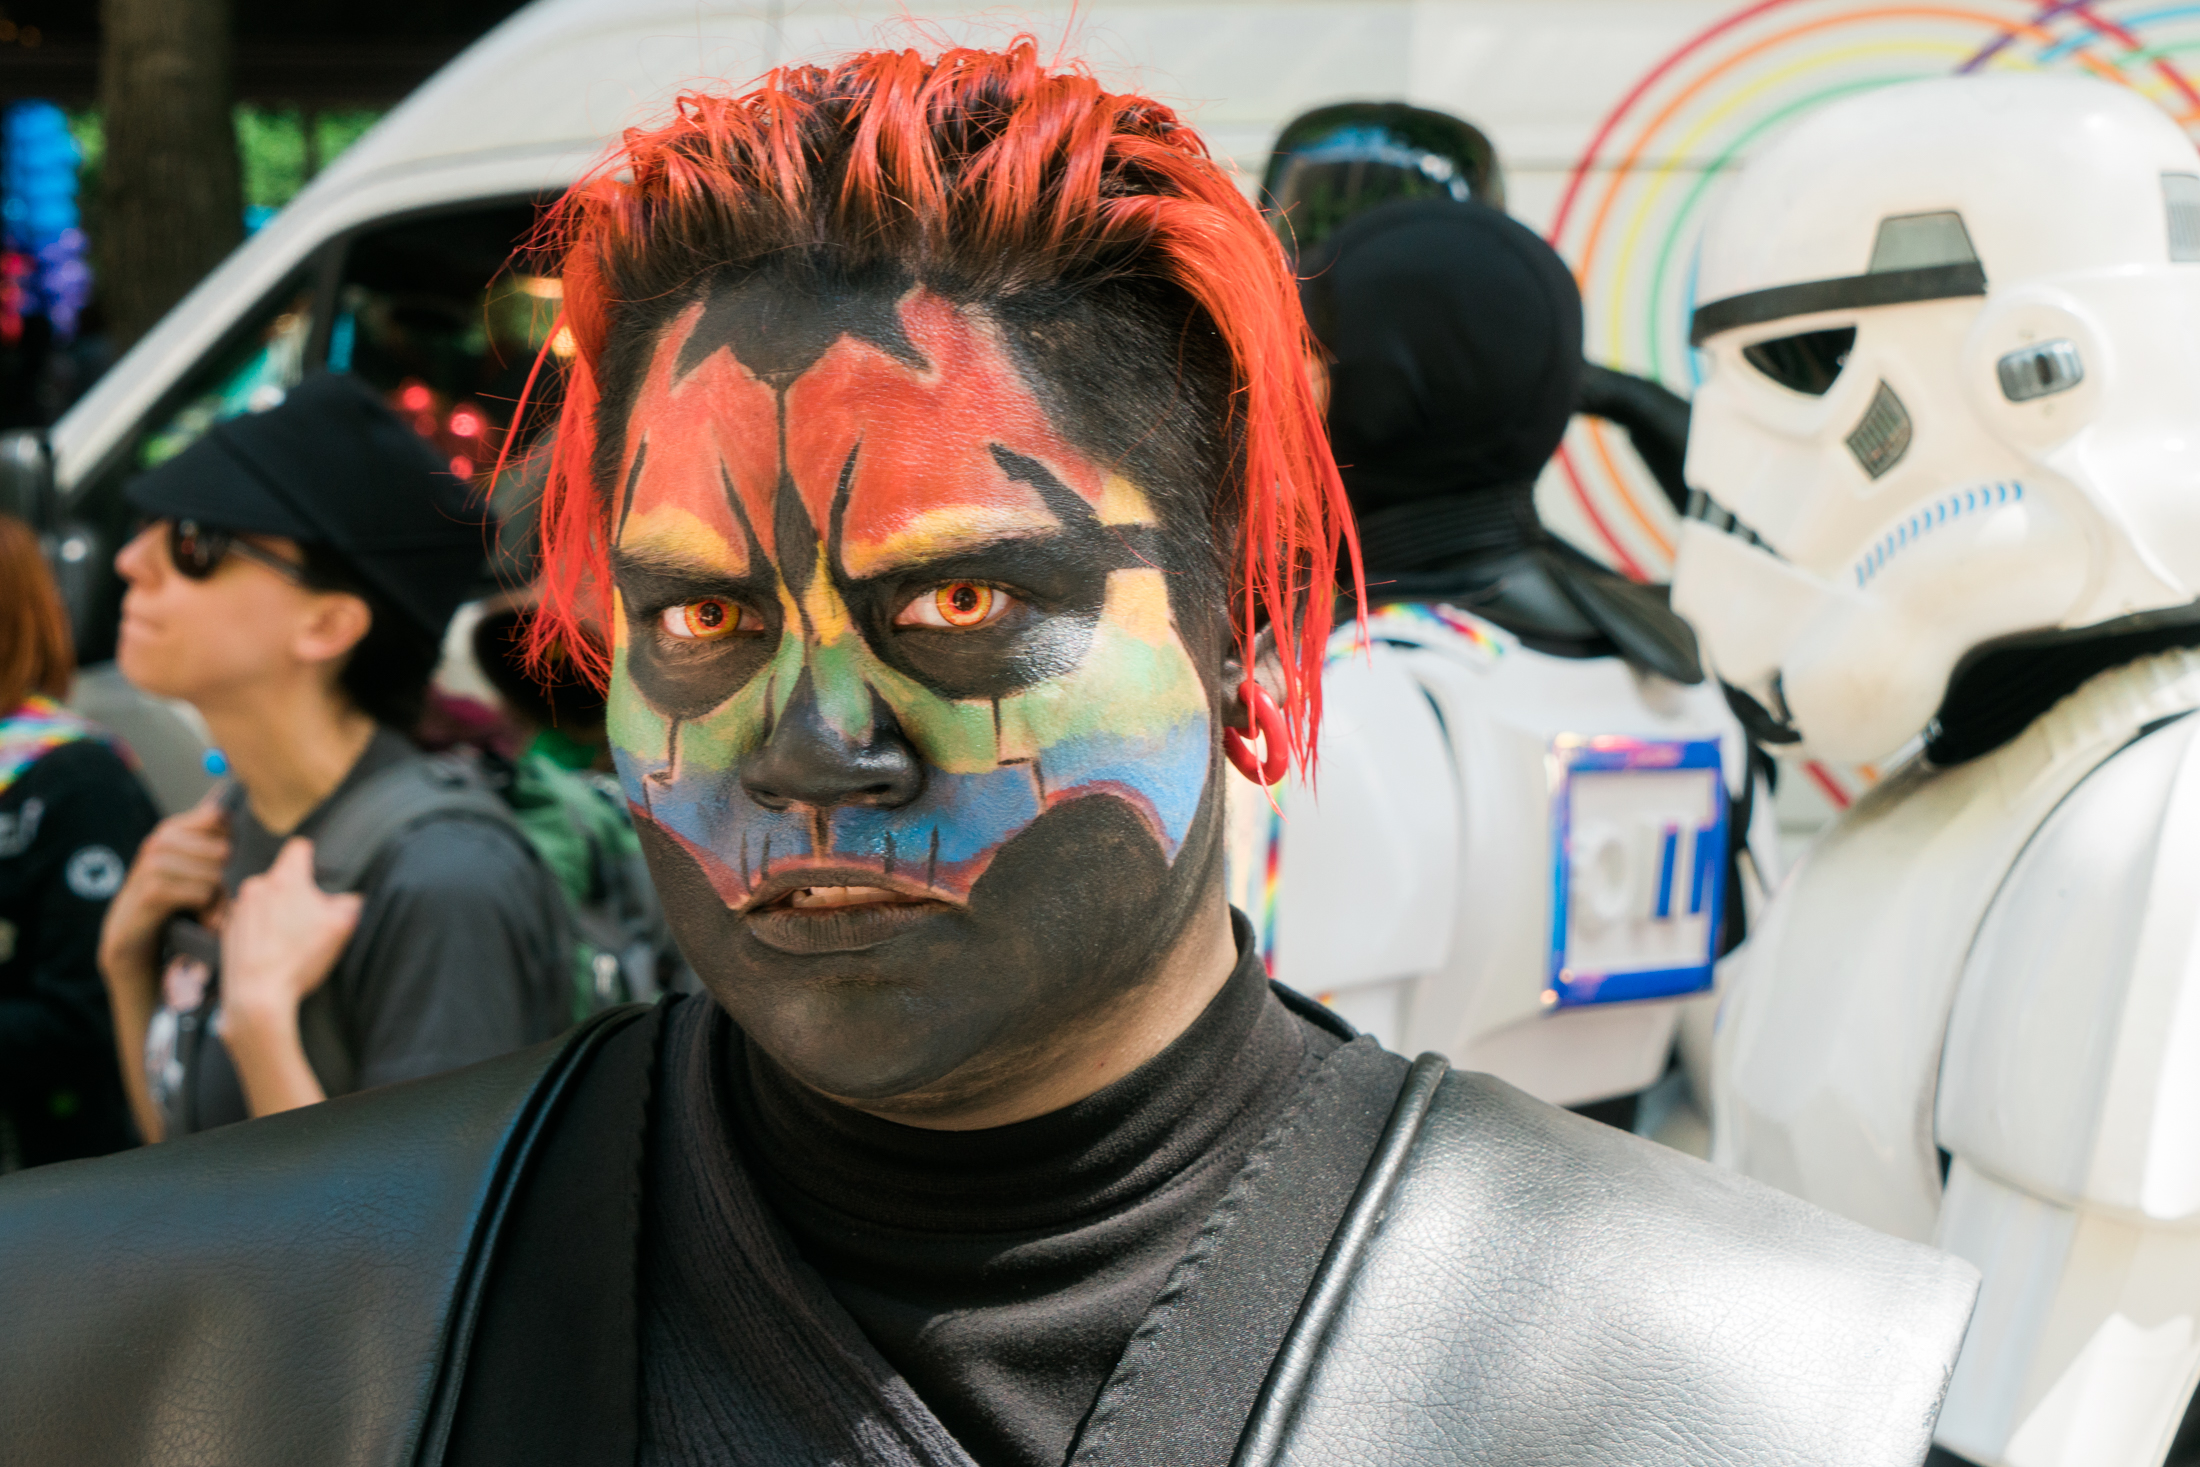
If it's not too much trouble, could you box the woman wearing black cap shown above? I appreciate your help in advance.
[95,372,573,1139]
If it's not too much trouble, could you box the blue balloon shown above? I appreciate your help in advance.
[0,101,87,339]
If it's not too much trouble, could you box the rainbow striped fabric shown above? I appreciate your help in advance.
[0,696,97,798]
[1333,601,1509,664]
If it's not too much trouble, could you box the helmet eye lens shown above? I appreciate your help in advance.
[1741,327,1856,396]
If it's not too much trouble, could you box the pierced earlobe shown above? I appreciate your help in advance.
[1224,680,1290,786]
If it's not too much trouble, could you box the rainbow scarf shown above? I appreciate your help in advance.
[1333,601,1509,664]
[0,696,98,798]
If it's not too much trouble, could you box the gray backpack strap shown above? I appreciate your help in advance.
[296,754,525,1096]
[308,754,518,894]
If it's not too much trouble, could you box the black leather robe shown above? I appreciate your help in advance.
[0,1002,1977,1465]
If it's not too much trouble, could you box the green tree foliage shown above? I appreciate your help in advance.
[63,106,384,226]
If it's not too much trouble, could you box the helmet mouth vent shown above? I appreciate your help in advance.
[1846,381,1914,479]
[2164,173,2200,262]
[1684,489,1781,559]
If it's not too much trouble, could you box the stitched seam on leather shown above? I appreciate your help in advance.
[617,996,669,1440]
[1069,1055,1353,1462]
[411,1005,654,1466]
[1231,1055,1447,1467]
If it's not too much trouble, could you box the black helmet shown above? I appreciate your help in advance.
[1261,102,1505,257]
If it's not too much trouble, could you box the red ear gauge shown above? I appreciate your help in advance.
[1224,680,1292,786]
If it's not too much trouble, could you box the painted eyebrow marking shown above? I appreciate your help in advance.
[826,426,1071,580]
[840,516,1068,580]
[609,543,759,585]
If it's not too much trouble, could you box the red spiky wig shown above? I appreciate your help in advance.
[521,39,1360,771]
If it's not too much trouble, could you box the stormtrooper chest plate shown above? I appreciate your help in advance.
[1227,604,1749,1103]
[1549,735,1727,1007]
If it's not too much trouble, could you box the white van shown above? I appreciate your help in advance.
[31,0,1710,675]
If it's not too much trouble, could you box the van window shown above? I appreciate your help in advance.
[329,200,555,483]
[62,270,321,661]
[65,198,553,662]
[137,276,316,468]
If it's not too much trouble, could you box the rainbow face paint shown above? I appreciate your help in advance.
[605,278,1224,1099]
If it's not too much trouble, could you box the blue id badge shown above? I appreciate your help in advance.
[1547,735,1727,1007]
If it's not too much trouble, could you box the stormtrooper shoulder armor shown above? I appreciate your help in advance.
[1937,707,2200,1217]
[1238,636,1462,1005]
[1929,708,2200,1467]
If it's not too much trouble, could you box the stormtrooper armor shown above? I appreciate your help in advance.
[1234,149,1776,1122]
[1227,606,1767,1114]
[1677,74,2200,1465]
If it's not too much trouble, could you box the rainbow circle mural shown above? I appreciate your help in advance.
[1546,0,2200,585]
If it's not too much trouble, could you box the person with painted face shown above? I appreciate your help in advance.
[0,46,1972,1467]
[1674,74,2200,1466]
[93,372,572,1139]
[1243,107,1768,1132]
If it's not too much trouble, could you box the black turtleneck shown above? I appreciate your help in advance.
[640,920,1340,1467]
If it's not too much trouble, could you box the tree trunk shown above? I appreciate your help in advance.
[97,0,240,353]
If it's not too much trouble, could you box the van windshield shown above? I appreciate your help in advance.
[331,200,556,483]
[139,282,316,469]
[71,197,556,662]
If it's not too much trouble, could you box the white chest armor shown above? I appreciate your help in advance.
[1714,647,2200,1467]
[1228,603,1764,1108]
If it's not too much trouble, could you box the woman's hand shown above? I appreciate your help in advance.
[222,837,359,1021]
[99,792,231,1142]
[98,793,229,983]
[220,837,359,1118]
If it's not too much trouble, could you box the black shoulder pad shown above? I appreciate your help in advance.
[0,1006,649,1467]
[1251,1070,1978,1466]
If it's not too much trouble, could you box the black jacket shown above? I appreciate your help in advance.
[0,1003,1977,1465]
[0,738,156,1168]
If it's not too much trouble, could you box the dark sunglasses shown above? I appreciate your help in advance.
[165,519,310,585]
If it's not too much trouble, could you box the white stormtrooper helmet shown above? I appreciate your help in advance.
[1672,73,2200,765]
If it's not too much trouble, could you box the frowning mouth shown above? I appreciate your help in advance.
[740,865,960,954]
[782,884,925,910]
[741,865,958,914]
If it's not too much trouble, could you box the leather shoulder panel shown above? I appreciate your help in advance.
[1272,1071,1979,1466]
[0,1009,641,1467]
